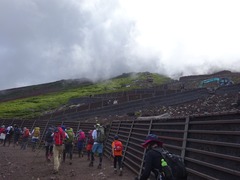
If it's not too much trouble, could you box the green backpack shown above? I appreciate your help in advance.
[96,126,106,143]
[66,129,74,143]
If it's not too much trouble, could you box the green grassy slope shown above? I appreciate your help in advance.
[0,72,171,119]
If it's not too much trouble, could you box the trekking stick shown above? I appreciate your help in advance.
[30,144,45,164]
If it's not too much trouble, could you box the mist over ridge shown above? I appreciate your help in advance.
[1,0,240,90]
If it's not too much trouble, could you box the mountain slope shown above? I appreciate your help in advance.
[0,72,171,119]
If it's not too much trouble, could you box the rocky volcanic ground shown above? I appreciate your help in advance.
[0,144,136,180]
[141,93,240,117]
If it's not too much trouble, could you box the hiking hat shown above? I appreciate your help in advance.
[94,123,100,128]
[141,134,163,148]
[114,135,119,140]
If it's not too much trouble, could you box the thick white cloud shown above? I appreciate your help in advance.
[0,0,240,90]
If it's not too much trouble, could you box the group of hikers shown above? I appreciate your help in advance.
[0,123,124,176]
[0,124,40,150]
[48,124,187,179]
[49,123,123,176]
[0,122,187,180]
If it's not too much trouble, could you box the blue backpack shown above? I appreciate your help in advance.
[45,128,53,143]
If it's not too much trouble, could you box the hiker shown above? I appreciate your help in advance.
[86,130,94,160]
[135,134,165,180]
[111,135,123,176]
[45,127,54,162]
[89,123,105,169]
[31,126,40,151]
[13,125,22,147]
[53,126,67,174]
[63,127,74,165]
[76,129,86,158]
[0,125,6,144]
[20,127,30,150]
[3,125,14,146]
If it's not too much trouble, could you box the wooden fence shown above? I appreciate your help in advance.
[104,111,240,180]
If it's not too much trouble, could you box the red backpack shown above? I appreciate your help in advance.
[78,131,86,141]
[54,127,65,145]
[23,129,30,138]
[114,141,123,151]
[87,130,94,144]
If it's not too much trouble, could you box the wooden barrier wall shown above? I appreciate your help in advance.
[104,112,240,180]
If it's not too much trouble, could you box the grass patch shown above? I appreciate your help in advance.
[0,72,171,119]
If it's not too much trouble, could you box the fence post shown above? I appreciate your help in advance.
[39,119,50,148]
[138,119,153,178]
[77,121,81,132]
[122,120,134,164]
[105,119,114,149]
[181,116,190,159]
[116,121,121,134]
[1,119,5,126]
[20,119,25,128]
[31,118,38,132]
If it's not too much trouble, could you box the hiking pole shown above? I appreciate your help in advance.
[31,147,43,164]
[30,142,45,164]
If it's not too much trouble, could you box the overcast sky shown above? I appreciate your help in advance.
[1,0,240,90]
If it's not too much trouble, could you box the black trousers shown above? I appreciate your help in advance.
[63,143,73,161]
[3,134,12,146]
[114,156,122,169]
[45,144,53,158]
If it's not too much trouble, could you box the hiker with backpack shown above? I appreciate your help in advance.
[20,127,30,150]
[13,124,22,147]
[135,134,167,180]
[86,130,94,160]
[45,127,54,162]
[53,126,67,174]
[31,127,41,151]
[89,123,106,169]
[3,125,14,146]
[0,125,6,144]
[76,129,86,158]
[135,134,187,180]
[63,127,75,165]
[111,135,123,176]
